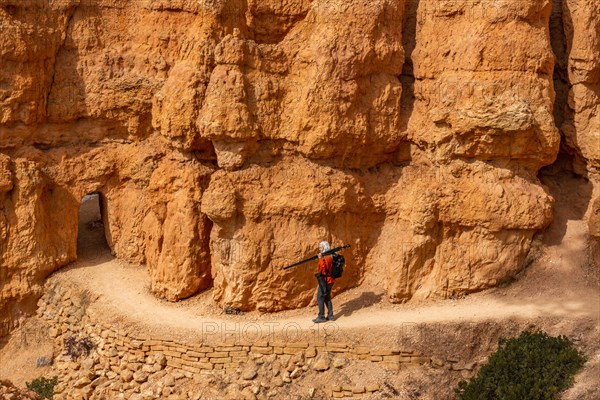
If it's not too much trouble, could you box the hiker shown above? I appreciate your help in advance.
[313,241,335,323]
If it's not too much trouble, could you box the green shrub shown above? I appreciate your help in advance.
[455,331,586,400]
[26,376,57,399]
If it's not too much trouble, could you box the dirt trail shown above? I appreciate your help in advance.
[1,176,599,393]
[52,189,599,340]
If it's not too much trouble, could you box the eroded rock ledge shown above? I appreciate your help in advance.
[1,0,598,337]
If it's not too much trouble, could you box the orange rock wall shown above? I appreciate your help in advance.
[0,0,596,336]
[552,0,600,236]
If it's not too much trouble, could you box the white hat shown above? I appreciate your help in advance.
[319,241,331,253]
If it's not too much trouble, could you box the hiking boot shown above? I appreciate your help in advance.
[327,315,335,321]
[312,317,327,323]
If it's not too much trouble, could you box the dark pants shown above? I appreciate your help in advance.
[316,274,334,318]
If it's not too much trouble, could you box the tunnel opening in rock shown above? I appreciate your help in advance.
[77,192,111,259]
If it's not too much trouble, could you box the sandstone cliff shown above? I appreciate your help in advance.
[0,0,597,336]
[553,0,600,236]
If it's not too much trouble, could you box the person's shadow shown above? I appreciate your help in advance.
[336,292,383,319]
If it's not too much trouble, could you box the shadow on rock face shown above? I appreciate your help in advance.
[539,152,594,247]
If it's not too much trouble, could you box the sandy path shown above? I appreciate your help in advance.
[52,191,600,341]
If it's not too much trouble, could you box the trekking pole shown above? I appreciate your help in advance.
[282,244,350,270]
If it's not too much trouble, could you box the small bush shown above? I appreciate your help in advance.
[26,376,57,399]
[456,331,586,400]
[36,356,53,367]
[64,335,95,360]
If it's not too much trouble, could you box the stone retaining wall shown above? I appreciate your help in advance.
[35,281,475,399]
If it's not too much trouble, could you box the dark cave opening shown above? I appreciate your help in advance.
[76,192,111,259]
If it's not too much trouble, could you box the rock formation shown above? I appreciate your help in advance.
[0,0,597,336]
[557,0,600,236]
[0,379,40,399]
